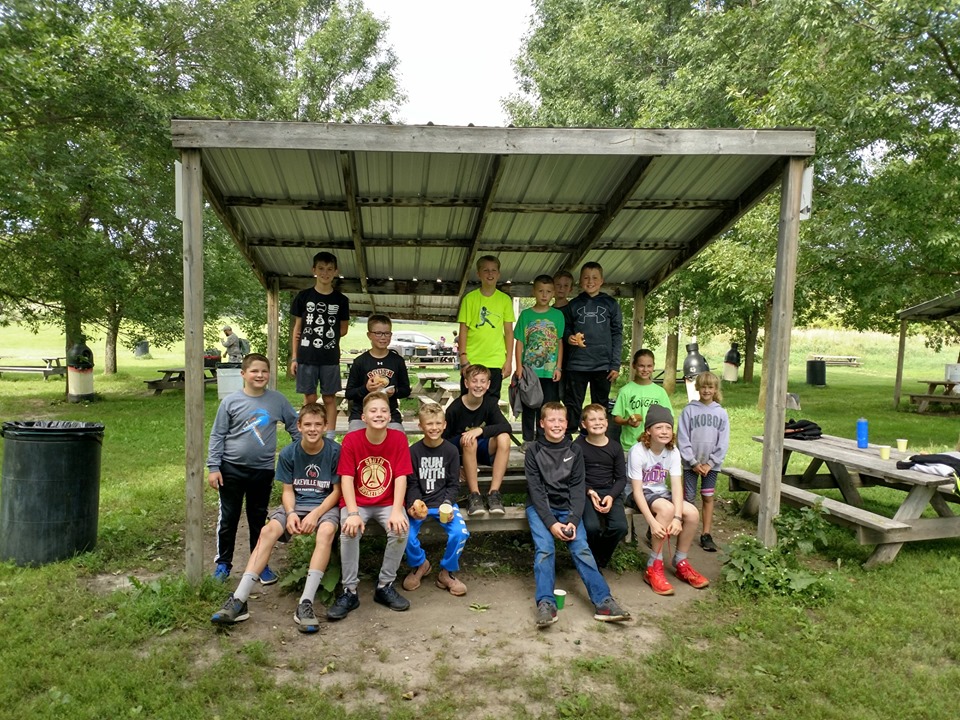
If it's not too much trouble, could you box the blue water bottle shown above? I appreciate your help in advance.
[856,417,869,449]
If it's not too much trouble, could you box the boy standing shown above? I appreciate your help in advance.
[552,270,574,311]
[327,392,413,620]
[290,251,350,439]
[514,274,564,445]
[562,262,623,431]
[457,255,515,398]
[344,314,411,433]
[402,404,470,596]
[207,353,300,584]
[525,402,631,628]
[574,404,629,569]
[443,364,513,517]
[211,404,341,632]
[613,349,673,453]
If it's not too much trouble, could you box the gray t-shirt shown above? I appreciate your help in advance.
[275,439,341,512]
[206,389,300,471]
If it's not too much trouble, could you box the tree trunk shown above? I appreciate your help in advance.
[742,309,760,383]
[755,298,773,410]
[104,308,121,374]
[663,301,680,394]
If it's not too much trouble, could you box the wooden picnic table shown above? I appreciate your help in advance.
[910,379,960,414]
[807,353,862,367]
[0,356,67,380]
[145,367,217,395]
[726,434,958,568]
[411,371,449,396]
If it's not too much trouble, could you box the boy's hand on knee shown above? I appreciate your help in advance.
[389,508,409,534]
[286,513,302,535]
[299,511,318,535]
[343,514,364,537]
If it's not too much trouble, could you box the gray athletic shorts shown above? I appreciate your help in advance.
[268,506,340,543]
[295,363,341,396]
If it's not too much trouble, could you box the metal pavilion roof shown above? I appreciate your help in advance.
[898,287,960,322]
[171,120,816,320]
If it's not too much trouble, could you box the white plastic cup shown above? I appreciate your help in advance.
[438,503,453,524]
[879,445,891,460]
[896,438,908,452]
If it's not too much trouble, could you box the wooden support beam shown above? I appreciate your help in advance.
[267,276,279,391]
[457,155,504,298]
[180,150,205,585]
[630,285,645,365]
[202,174,268,288]
[893,318,908,409]
[757,157,805,547]
[338,150,374,312]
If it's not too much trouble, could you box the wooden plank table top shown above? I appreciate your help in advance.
[916,379,959,395]
[753,433,958,566]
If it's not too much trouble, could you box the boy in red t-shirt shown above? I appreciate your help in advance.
[327,392,413,620]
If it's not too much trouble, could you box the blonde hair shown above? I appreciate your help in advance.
[418,403,446,423]
[362,391,390,410]
[695,371,722,403]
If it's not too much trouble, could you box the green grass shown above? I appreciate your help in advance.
[0,321,958,718]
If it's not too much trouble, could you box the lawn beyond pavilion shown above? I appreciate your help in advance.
[0,325,958,718]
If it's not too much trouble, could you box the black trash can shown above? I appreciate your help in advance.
[806,359,826,387]
[0,421,104,566]
[134,340,150,357]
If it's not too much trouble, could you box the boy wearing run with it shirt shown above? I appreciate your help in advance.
[327,392,413,620]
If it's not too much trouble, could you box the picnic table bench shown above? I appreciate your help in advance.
[411,372,450,398]
[726,433,959,568]
[145,367,217,395]
[909,379,960,414]
[0,356,67,380]
[807,353,862,367]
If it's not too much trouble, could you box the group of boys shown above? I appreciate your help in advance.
[207,251,715,632]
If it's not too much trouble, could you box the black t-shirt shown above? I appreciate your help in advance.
[344,349,411,422]
[407,440,460,508]
[290,287,350,366]
[442,396,511,440]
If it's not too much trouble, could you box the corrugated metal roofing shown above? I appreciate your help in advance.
[173,121,815,319]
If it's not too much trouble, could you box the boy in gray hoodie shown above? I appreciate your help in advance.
[525,401,631,628]
[677,372,729,552]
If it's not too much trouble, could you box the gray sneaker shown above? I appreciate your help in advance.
[594,596,631,623]
[535,600,558,628]
[211,595,249,625]
[294,599,320,633]
[487,490,505,515]
[466,492,487,516]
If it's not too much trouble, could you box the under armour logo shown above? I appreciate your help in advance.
[576,305,607,324]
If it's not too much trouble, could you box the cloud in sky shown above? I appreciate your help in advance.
[362,0,534,127]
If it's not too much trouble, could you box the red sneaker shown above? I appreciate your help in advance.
[674,559,710,589]
[643,559,675,596]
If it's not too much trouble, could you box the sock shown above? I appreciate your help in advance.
[647,552,662,568]
[234,572,258,603]
[300,569,324,603]
[674,551,688,567]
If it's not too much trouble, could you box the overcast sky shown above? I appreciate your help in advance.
[362,0,535,126]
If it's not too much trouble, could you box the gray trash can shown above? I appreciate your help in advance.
[216,362,243,400]
[0,421,104,566]
[806,360,826,386]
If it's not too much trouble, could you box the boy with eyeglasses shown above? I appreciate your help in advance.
[344,314,411,433]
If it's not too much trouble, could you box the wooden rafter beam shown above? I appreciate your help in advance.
[647,159,789,292]
[338,150,374,312]
[272,276,638,299]
[565,156,653,272]
[457,155,504,298]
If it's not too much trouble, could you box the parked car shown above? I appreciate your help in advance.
[389,331,451,360]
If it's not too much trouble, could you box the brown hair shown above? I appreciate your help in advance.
[298,402,326,422]
[241,353,269,371]
[418,404,446,423]
[541,401,566,417]
[640,429,677,451]
[367,314,392,331]
[464,363,491,381]
[312,251,338,268]
[580,403,607,421]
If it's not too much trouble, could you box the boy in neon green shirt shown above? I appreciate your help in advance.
[457,255,515,398]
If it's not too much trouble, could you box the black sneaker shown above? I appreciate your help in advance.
[700,533,718,552]
[466,492,487,516]
[294,599,320,633]
[374,582,411,612]
[326,590,359,621]
[535,600,558,628]
[593,596,631,623]
[211,595,249,625]
[487,490,505,515]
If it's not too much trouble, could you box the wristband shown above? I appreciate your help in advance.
[674,515,683,522]
[347,511,360,517]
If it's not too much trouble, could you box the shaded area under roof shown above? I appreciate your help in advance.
[898,287,960,321]
[171,121,815,319]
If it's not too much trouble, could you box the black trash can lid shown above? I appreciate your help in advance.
[2,421,105,439]
[215,362,242,369]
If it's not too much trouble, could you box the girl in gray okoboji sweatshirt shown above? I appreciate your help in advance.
[676,372,729,552]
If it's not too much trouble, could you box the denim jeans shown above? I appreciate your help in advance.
[525,505,612,606]
[405,505,470,572]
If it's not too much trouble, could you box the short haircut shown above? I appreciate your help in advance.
[367,314,392,331]
[632,348,655,365]
[312,251,338,268]
[362,390,390,410]
[418,403,446,423]
[553,269,574,282]
[533,274,555,288]
[580,403,606,421]
[298,402,326,422]
[695,371,723,403]
[580,261,603,276]
[464,363,491,381]
[476,255,500,271]
[541,401,566,417]
[241,353,269,371]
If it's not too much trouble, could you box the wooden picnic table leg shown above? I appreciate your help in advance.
[824,460,864,508]
[930,492,956,518]
[862,485,936,569]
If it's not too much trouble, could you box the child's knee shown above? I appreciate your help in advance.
[495,433,510,450]
[682,500,700,520]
